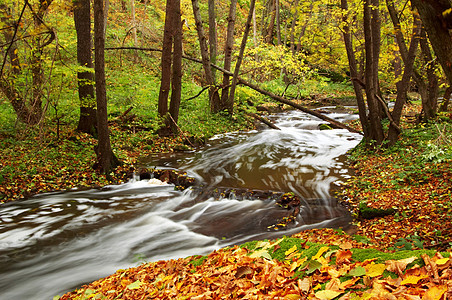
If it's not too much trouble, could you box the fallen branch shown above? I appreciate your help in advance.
[376,94,400,133]
[239,80,363,134]
[104,47,362,134]
[247,112,280,130]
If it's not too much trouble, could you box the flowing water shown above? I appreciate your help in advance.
[0,109,361,299]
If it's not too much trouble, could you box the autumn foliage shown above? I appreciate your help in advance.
[60,238,451,299]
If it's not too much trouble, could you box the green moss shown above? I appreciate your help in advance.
[358,202,395,219]
[188,255,208,267]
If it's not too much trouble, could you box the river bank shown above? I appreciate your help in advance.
[58,102,452,299]
[2,100,452,299]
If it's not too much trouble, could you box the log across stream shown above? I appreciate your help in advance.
[0,109,362,299]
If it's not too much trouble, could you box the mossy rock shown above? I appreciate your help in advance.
[358,202,395,219]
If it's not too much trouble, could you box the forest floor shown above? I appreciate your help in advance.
[1,100,452,299]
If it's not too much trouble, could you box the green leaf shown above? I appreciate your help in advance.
[306,260,322,274]
[249,249,272,260]
[348,266,366,277]
[126,280,143,290]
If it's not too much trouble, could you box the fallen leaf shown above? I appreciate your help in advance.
[285,294,302,300]
[306,260,322,274]
[285,245,298,256]
[312,246,329,260]
[435,258,449,266]
[298,277,311,292]
[365,263,386,277]
[348,266,366,277]
[386,257,416,275]
[336,250,352,265]
[325,278,341,291]
[422,285,447,300]
[235,266,253,278]
[126,280,143,290]
[315,289,342,300]
[339,242,353,250]
[400,275,428,285]
[249,249,272,260]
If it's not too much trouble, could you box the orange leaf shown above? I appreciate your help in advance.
[422,285,447,300]
[336,250,352,265]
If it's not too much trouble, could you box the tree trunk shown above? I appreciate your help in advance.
[265,0,276,44]
[169,0,182,133]
[94,0,119,173]
[341,0,369,138]
[208,0,218,83]
[220,0,238,110]
[289,0,298,55]
[419,27,439,120]
[226,0,256,113]
[275,0,281,46]
[74,0,97,134]
[387,15,421,145]
[192,0,220,112]
[158,0,174,117]
[411,0,452,86]
[363,0,384,145]
[388,0,439,122]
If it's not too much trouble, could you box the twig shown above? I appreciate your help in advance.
[186,86,209,101]
[376,94,400,133]
[0,0,28,78]
[167,114,195,148]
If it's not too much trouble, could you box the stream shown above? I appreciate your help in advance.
[0,109,361,299]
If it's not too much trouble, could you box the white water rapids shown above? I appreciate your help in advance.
[0,109,361,299]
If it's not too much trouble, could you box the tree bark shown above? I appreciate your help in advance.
[411,0,452,86]
[208,0,218,83]
[74,0,97,134]
[158,0,174,117]
[387,15,421,145]
[220,0,238,110]
[363,0,384,145]
[169,0,182,133]
[387,0,439,122]
[226,0,256,114]
[418,27,439,120]
[94,0,119,173]
[192,0,220,112]
[275,0,281,46]
[341,0,369,138]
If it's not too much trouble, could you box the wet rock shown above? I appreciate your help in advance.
[138,168,195,190]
